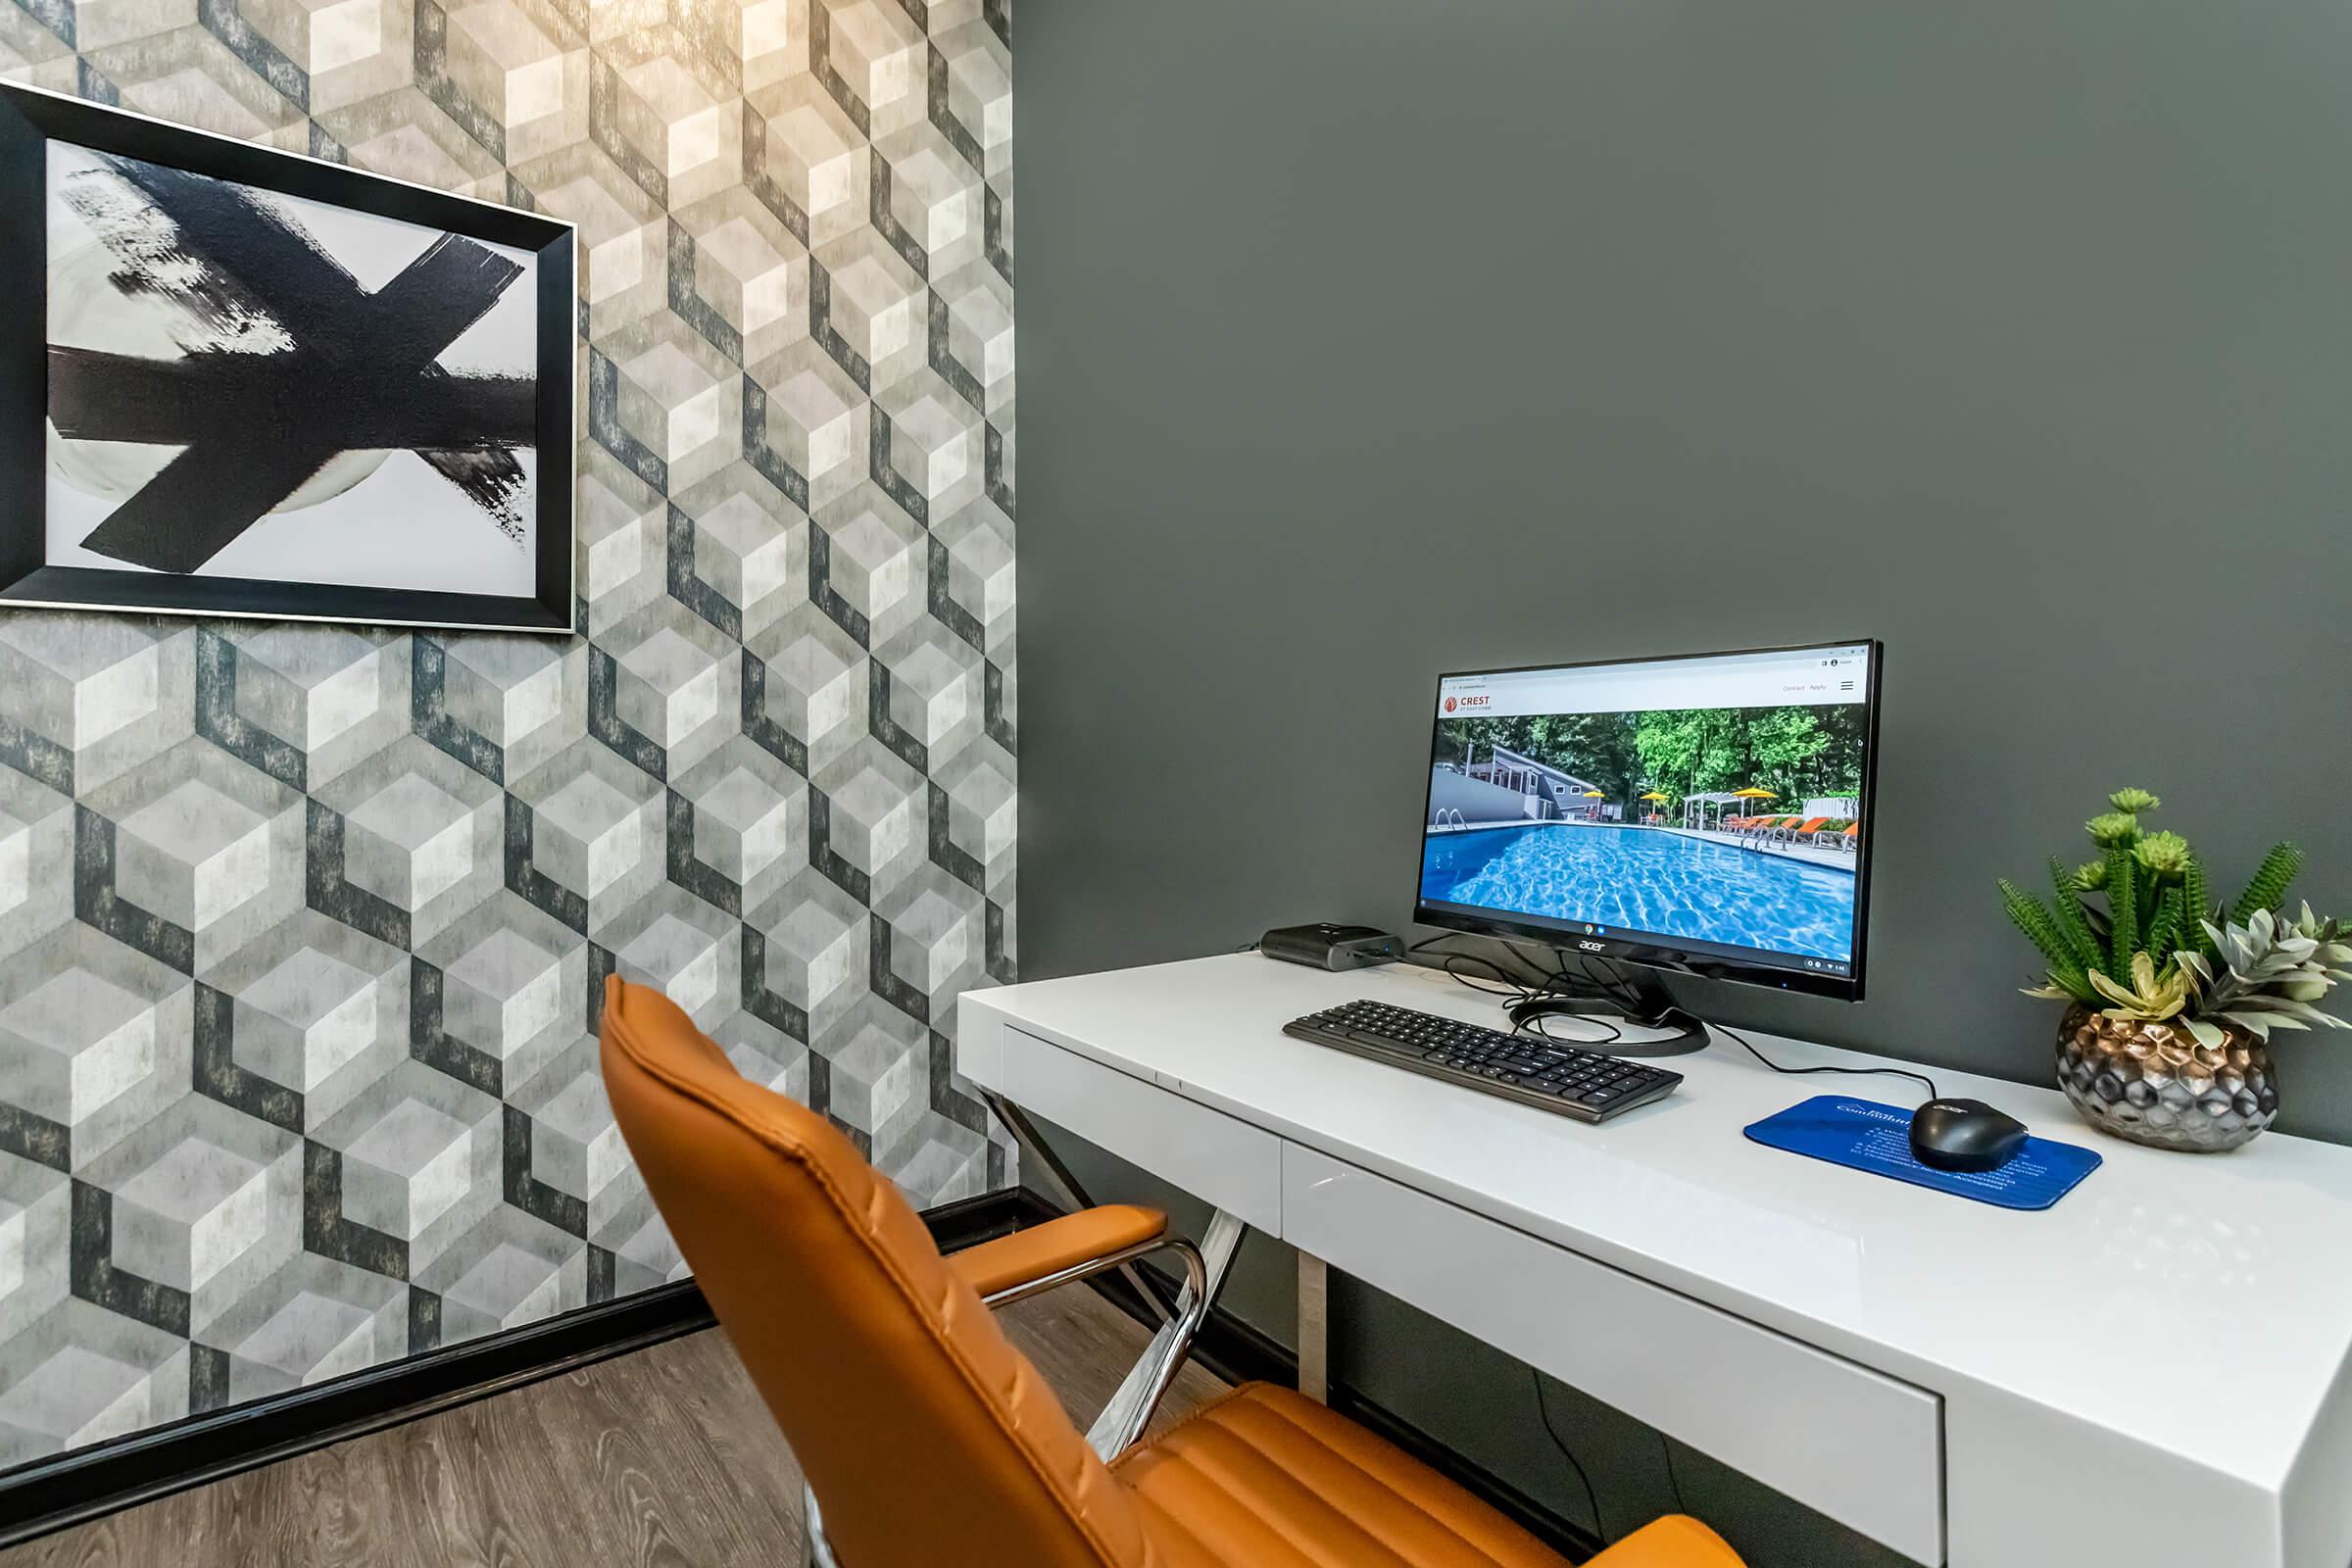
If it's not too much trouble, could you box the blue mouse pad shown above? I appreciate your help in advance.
[1744,1096,2102,1210]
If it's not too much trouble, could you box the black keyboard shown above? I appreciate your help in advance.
[1282,1000,1683,1123]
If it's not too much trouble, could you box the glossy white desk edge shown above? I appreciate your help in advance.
[956,955,2352,1568]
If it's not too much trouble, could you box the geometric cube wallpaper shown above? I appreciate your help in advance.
[0,0,1014,1468]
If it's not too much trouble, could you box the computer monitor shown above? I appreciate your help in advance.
[1415,639,1881,1004]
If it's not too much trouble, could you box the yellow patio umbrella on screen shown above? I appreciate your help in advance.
[1639,789,1669,822]
[1732,786,1778,826]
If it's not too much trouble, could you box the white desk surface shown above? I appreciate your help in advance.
[964,953,2352,1505]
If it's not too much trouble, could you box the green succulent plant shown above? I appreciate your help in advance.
[2085,811,2139,848]
[2174,905,2352,1046]
[2082,952,2189,1021]
[1998,788,2346,1038]
[2133,830,2192,881]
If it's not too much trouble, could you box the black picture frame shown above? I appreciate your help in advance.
[0,82,577,633]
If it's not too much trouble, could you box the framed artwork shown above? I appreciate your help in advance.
[0,83,577,632]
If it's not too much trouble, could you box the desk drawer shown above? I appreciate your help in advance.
[1284,1144,1944,1565]
[1004,1028,1283,1234]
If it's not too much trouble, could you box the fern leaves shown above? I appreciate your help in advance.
[2001,878,2095,1004]
[2105,843,2138,965]
[2233,843,2307,924]
[2180,854,2216,961]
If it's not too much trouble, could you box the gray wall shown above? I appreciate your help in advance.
[1015,1,2352,1562]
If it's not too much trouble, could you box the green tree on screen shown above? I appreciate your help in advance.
[1435,703,1863,815]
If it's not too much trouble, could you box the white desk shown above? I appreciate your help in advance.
[958,954,2352,1568]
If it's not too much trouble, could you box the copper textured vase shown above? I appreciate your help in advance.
[2054,1005,2279,1152]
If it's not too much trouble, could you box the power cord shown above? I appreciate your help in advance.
[1582,953,1665,1015]
[1414,938,1943,1099]
[1408,934,1558,995]
[1520,1011,1623,1047]
[1710,1020,1941,1104]
[1437,954,1540,1002]
[1500,936,1581,990]
[1415,936,1623,1011]
[1658,1431,1689,1514]
[1531,1369,1608,1545]
[1411,939,1642,1049]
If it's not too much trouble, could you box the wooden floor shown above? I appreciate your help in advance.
[3,1290,1229,1568]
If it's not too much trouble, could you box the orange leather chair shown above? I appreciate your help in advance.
[600,977,1743,1568]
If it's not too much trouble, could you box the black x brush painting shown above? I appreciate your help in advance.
[0,84,576,630]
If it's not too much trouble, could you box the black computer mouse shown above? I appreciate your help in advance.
[1908,1099,2029,1173]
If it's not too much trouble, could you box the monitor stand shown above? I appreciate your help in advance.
[1504,971,1712,1058]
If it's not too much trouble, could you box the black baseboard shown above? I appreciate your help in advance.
[1,1190,1592,1563]
[1082,1246,1605,1562]
[0,1189,1029,1549]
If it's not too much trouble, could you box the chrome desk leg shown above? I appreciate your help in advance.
[982,1090,1175,1327]
[1297,1251,1330,1404]
[1085,1207,1245,1459]
[980,1090,1093,1214]
[803,1484,840,1568]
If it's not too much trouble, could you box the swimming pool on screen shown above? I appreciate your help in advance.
[1419,823,1857,961]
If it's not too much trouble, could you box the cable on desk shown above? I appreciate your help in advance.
[1583,954,1659,1014]
[1501,936,1578,989]
[1493,952,1941,1098]
[1658,1430,1688,1515]
[1517,1010,1623,1048]
[1438,954,1543,1003]
[1709,1021,1941,1104]
[1401,937,1630,1049]
[1532,1368,1608,1545]
[1414,936,1632,1014]
[1409,934,1556,995]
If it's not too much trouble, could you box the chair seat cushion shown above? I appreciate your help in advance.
[1114,1385,1743,1568]
[1114,1383,1570,1568]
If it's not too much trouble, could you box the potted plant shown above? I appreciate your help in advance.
[1999,789,2352,1152]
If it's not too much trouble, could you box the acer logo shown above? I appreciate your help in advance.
[1577,940,1606,952]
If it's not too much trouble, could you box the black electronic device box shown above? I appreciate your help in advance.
[1257,923,1403,971]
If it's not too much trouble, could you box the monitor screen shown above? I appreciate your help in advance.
[1415,640,1880,999]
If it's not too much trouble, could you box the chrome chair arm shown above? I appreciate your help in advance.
[805,1231,1214,1565]
[982,1233,1210,1459]
[804,1232,1213,1565]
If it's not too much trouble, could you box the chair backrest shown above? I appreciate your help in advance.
[598,978,1150,1568]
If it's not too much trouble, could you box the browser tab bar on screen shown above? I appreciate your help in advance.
[1438,645,1871,720]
